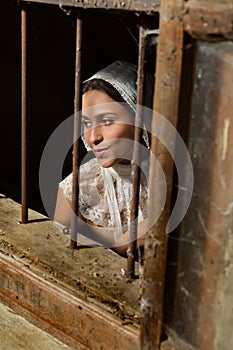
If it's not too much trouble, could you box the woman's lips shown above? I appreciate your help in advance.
[94,148,108,158]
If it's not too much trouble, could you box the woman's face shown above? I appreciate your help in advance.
[82,90,135,168]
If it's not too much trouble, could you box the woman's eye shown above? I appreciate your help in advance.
[101,119,114,125]
[82,120,92,128]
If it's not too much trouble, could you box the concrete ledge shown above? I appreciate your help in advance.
[0,302,72,350]
[0,195,140,349]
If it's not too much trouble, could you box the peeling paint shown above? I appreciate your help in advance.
[140,298,153,316]
[198,212,221,245]
[221,118,230,160]
[222,201,233,216]
[211,201,233,217]
[180,286,189,297]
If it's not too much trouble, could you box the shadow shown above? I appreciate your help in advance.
[18,218,50,224]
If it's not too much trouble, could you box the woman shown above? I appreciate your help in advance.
[54,61,152,257]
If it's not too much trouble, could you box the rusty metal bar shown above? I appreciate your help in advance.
[20,0,160,14]
[126,19,147,280]
[21,5,28,224]
[140,0,184,349]
[70,11,83,249]
[19,0,233,37]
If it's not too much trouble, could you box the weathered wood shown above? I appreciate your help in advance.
[173,41,233,350]
[19,0,233,39]
[0,302,73,350]
[0,254,139,350]
[160,335,196,350]
[0,195,140,349]
[183,0,233,40]
[140,0,184,349]
[19,0,160,14]
[163,34,197,331]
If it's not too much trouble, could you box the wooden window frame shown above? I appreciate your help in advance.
[1,0,233,349]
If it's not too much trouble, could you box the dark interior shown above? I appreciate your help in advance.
[1,1,159,215]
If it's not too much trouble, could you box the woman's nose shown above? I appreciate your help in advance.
[88,126,104,146]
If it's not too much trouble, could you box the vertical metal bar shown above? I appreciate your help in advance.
[140,0,184,349]
[126,20,147,279]
[70,11,83,249]
[21,5,28,224]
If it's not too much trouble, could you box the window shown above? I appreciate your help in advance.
[1,1,233,349]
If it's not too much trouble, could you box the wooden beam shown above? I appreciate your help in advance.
[0,253,139,349]
[19,0,160,14]
[173,40,233,350]
[140,0,184,349]
[183,0,233,40]
[0,196,141,350]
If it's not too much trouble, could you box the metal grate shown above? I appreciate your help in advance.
[19,2,174,349]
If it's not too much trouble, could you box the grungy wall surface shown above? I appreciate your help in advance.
[173,41,233,350]
[216,212,233,349]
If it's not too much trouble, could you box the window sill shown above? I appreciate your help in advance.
[0,194,140,349]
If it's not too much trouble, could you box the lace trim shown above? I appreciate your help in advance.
[59,158,148,240]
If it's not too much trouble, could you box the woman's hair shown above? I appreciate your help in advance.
[82,78,134,116]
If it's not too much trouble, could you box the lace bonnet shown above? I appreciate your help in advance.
[82,60,152,150]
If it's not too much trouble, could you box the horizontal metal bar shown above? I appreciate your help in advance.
[20,0,160,13]
[20,0,233,38]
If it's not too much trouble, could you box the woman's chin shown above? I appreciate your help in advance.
[96,157,130,168]
[96,158,116,168]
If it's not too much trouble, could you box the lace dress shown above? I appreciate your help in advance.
[59,157,149,242]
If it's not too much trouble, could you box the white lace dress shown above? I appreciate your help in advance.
[59,157,149,242]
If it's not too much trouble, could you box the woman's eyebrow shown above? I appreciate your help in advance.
[81,114,89,119]
[98,112,118,118]
[82,112,118,120]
